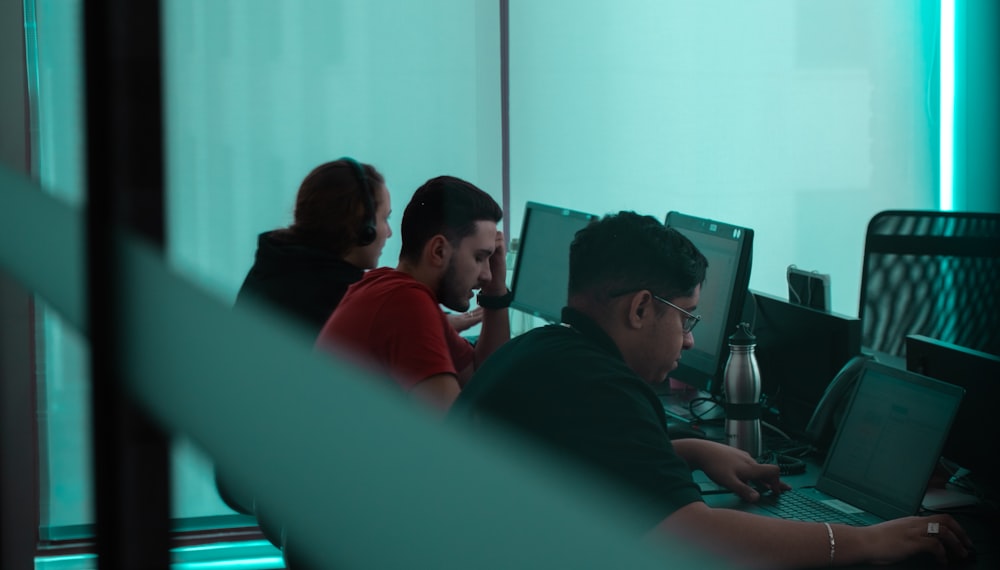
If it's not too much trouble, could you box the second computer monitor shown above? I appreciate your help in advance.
[751,290,862,437]
[905,334,1000,483]
[664,211,754,395]
[510,202,598,323]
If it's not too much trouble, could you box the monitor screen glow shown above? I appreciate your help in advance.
[510,202,598,324]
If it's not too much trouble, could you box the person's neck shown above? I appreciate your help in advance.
[396,259,440,292]
[341,249,369,269]
[567,299,632,358]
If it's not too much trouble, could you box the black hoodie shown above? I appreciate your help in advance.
[234,230,364,335]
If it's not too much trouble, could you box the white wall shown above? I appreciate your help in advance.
[508,0,939,315]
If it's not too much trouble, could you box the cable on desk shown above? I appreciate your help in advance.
[688,395,723,422]
[758,450,807,475]
[762,420,792,441]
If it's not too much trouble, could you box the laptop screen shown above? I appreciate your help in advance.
[817,361,965,520]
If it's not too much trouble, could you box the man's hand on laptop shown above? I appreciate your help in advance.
[671,439,791,502]
[866,514,973,566]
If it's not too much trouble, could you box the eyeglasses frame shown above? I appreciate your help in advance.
[608,288,702,333]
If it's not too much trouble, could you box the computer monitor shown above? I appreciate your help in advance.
[749,290,862,437]
[905,334,1000,483]
[663,211,754,395]
[509,202,598,324]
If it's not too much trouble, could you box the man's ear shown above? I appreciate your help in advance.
[423,234,451,268]
[626,291,653,330]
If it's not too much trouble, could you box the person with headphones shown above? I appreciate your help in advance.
[235,157,483,338]
[234,157,394,336]
[316,175,509,413]
[221,157,396,529]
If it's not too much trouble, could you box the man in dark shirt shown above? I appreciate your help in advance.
[451,211,972,568]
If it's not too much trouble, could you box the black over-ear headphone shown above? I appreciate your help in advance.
[340,156,377,246]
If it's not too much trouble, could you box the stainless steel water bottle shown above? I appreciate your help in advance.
[724,322,763,458]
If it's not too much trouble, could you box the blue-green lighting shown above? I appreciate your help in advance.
[33,541,284,570]
[171,558,285,570]
[940,0,954,211]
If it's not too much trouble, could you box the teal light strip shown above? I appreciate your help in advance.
[940,0,954,211]
[33,553,96,570]
[171,540,284,570]
[171,557,285,570]
[34,542,284,570]
[34,554,284,570]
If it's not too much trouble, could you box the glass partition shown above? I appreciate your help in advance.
[21,0,957,565]
[28,0,502,555]
[163,0,502,300]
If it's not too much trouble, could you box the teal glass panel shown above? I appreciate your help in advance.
[160,0,501,523]
[163,0,501,302]
[29,0,91,536]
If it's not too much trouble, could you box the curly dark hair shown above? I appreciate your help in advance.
[568,211,708,302]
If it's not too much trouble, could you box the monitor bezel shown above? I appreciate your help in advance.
[663,210,754,395]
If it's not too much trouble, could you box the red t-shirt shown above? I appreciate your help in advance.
[316,268,474,390]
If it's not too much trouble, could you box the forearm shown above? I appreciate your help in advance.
[410,374,462,414]
[473,229,510,367]
[656,503,872,569]
[669,438,720,470]
[473,306,510,368]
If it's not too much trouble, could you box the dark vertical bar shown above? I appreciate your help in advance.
[499,0,510,243]
[0,280,38,570]
[1,0,40,567]
[84,1,170,568]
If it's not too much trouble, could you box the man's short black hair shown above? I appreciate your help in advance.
[568,211,708,301]
[399,176,503,262]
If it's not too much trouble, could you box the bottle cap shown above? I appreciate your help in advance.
[728,322,756,346]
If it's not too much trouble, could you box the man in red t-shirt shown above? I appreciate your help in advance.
[317,176,510,413]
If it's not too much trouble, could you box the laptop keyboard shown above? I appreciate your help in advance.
[756,490,872,527]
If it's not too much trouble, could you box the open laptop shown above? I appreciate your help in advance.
[709,360,965,526]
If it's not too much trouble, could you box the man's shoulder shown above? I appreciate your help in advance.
[518,324,624,364]
[344,268,434,304]
[474,325,629,387]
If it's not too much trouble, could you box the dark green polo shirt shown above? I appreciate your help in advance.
[452,307,703,529]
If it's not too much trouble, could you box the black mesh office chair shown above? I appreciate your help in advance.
[858,210,1000,358]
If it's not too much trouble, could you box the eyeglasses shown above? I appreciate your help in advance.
[651,294,702,333]
[609,289,702,333]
